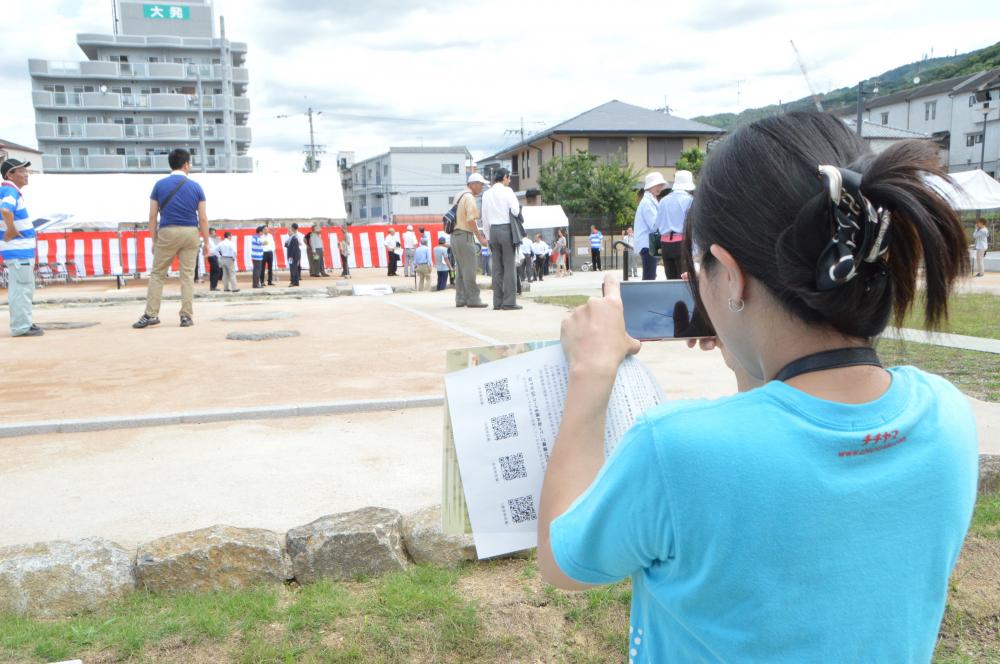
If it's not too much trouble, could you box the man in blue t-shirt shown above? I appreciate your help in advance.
[133,148,210,329]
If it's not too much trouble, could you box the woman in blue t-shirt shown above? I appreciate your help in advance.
[538,112,977,663]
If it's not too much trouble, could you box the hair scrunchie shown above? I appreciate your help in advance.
[814,165,892,291]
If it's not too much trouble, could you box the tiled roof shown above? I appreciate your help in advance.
[859,71,997,111]
[480,100,724,162]
[951,68,1000,95]
[0,138,42,154]
[842,119,930,139]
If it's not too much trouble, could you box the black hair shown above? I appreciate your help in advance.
[684,111,968,338]
[493,168,510,184]
[223,231,232,239]
[291,223,299,230]
[256,225,265,233]
[168,148,191,171]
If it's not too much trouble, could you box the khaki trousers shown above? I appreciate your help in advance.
[144,225,200,319]
[451,229,483,306]
[416,263,432,291]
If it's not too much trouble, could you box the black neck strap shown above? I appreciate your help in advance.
[773,347,882,383]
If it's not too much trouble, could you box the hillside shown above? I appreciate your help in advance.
[695,41,1000,131]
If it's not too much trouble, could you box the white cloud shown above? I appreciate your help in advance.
[2,0,998,172]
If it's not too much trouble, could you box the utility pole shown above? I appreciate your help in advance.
[195,67,208,172]
[220,16,233,172]
[981,109,990,172]
[112,0,119,35]
[276,107,325,172]
[503,117,525,142]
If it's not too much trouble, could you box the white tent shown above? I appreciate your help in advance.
[521,205,568,230]
[27,172,347,232]
[928,169,1000,210]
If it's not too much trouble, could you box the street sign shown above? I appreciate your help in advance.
[143,4,190,19]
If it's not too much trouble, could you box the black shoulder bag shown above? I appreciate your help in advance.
[158,177,190,217]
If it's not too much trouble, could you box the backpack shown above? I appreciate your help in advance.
[442,192,469,234]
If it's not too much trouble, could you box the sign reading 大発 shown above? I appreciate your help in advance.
[143,4,190,19]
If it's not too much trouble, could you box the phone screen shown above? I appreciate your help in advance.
[618,280,715,341]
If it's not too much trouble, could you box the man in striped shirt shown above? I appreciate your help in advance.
[0,159,42,337]
[251,225,265,288]
[589,225,603,271]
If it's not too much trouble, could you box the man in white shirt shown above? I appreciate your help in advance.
[216,231,239,292]
[207,227,222,290]
[622,227,638,278]
[481,168,521,310]
[531,234,550,282]
[519,234,534,282]
[383,227,401,276]
[402,224,419,277]
[260,222,276,285]
[634,171,668,280]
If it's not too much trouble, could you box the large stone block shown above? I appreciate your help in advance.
[0,538,135,617]
[286,507,410,583]
[401,505,476,567]
[135,525,292,593]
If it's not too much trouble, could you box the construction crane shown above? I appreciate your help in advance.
[790,40,824,112]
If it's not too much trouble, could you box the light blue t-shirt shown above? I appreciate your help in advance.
[551,366,977,663]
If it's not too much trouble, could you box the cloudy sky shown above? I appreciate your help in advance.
[2,0,998,173]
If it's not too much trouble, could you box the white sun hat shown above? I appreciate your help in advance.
[643,172,668,190]
[672,170,696,191]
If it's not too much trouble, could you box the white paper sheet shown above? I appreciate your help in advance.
[445,344,664,559]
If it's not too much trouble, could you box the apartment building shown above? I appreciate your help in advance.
[344,147,472,224]
[29,0,251,173]
[841,68,1000,176]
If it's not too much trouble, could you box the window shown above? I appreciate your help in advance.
[441,163,460,174]
[647,138,684,167]
[970,95,977,107]
[383,165,389,176]
[588,137,628,165]
[410,197,429,207]
[880,112,889,125]
[967,133,984,147]
[924,101,936,121]
[448,196,455,204]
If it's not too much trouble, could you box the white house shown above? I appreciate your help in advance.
[344,146,472,224]
[840,67,1000,177]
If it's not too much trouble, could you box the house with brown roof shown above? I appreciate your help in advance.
[477,100,724,204]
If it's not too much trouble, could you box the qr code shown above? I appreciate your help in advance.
[499,452,527,481]
[508,495,537,524]
[490,413,518,441]
[484,378,511,405]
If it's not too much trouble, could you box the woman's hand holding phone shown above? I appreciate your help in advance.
[562,274,641,381]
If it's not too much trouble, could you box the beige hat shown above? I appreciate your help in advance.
[467,173,488,185]
[643,172,668,190]
[406,225,413,230]
[672,170,696,191]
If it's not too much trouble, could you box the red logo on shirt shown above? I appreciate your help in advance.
[838,430,908,458]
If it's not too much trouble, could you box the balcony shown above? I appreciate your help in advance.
[234,126,252,142]
[233,97,251,113]
[37,121,229,141]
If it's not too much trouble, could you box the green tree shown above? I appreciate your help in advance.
[538,151,640,228]
[675,147,704,177]
[537,151,598,215]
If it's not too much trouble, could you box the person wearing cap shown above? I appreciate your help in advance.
[383,227,401,276]
[452,172,490,308]
[481,168,522,310]
[654,169,696,279]
[0,158,42,337]
[633,172,668,280]
[402,224,419,278]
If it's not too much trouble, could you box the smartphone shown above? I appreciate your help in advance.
[616,280,714,341]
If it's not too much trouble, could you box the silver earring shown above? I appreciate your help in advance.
[728,297,745,313]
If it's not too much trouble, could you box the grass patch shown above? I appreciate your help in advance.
[876,338,1000,403]
[534,295,590,309]
[902,293,1000,340]
[970,491,1000,540]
